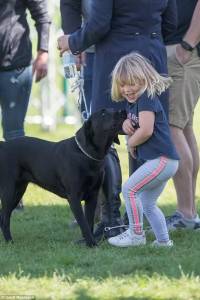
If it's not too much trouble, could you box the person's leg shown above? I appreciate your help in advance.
[184,124,200,216]
[108,164,146,247]
[140,183,169,243]
[108,157,178,247]
[0,66,32,141]
[127,157,178,239]
[0,66,32,211]
[166,125,200,230]
[93,146,123,241]
[123,154,145,225]
[82,52,103,222]
[170,126,194,218]
[167,46,200,227]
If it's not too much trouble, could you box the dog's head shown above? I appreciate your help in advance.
[87,109,126,143]
[76,109,127,160]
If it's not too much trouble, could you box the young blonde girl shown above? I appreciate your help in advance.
[108,53,179,247]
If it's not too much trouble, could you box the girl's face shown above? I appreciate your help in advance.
[120,82,144,103]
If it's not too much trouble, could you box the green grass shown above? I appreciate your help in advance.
[0,103,200,300]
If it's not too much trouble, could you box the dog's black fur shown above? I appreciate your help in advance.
[0,109,126,247]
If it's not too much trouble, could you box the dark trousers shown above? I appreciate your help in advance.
[129,155,145,176]
[0,66,32,140]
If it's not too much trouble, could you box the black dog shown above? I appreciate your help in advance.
[0,109,126,247]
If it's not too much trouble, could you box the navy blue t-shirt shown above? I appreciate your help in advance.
[126,92,179,161]
[165,0,197,45]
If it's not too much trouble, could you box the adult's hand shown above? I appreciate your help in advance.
[57,35,70,56]
[32,50,48,82]
[176,44,192,65]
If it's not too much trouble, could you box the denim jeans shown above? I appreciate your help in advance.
[0,65,32,140]
[82,52,94,116]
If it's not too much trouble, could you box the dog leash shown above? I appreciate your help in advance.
[104,224,128,232]
[75,135,102,162]
[71,67,90,121]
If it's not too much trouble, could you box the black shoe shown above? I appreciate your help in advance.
[123,212,129,226]
[93,221,106,242]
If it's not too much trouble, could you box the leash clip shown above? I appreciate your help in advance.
[104,225,128,232]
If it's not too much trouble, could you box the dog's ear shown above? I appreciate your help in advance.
[113,135,120,145]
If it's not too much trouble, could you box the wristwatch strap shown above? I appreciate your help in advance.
[181,40,194,52]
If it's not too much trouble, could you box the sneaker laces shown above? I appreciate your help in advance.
[117,230,131,240]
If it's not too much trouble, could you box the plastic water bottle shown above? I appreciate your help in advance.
[62,51,77,79]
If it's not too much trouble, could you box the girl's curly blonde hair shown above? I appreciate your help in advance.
[111,52,172,101]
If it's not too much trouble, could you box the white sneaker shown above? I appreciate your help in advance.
[152,240,173,247]
[108,229,146,247]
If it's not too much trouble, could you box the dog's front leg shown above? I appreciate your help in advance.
[69,198,97,247]
[84,194,98,234]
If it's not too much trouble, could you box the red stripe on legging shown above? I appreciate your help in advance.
[129,156,168,234]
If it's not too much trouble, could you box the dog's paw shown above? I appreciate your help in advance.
[74,237,97,248]
[5,239,14,244]
[87,240,98,248]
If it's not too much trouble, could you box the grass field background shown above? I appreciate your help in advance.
[0,101,200,300]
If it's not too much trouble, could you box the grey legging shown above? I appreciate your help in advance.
[122,156,179,242]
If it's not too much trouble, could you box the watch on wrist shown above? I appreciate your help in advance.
[180,40,194,52]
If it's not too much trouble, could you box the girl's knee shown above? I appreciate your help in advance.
[122,180,136,197]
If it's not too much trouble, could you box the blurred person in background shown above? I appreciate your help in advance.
[58,0,177,241]
[0,0,51,209]
[165,0,200,230]
[60,0,94,119]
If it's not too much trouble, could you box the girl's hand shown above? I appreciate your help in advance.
[122,119,135,135]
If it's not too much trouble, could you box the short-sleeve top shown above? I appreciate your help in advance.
[126,92,179,161]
